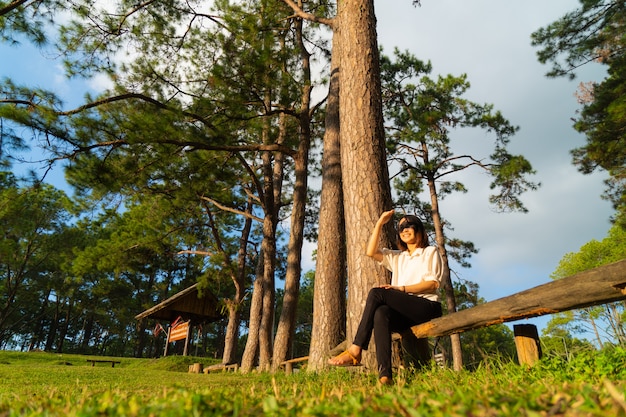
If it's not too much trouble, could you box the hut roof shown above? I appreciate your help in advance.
[135,283,223,324]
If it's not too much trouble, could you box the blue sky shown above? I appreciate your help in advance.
[1,0,616,340]
[1,37,103,190]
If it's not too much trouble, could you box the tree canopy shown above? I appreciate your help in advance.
[546,224,626,347]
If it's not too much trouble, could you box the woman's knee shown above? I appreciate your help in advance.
[367,287,386,302]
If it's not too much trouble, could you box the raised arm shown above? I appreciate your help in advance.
[366,209,395,262]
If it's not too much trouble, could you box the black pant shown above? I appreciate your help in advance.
[353,287,442,379]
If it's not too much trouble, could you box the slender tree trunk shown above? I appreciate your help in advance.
[589,313,604,349]
[135,272,157,357]
[337,0,393,369]
[243,80,284,371]
[135,318,147,358]
[271,144,309,369]
[258,112,288,370]
[222,201,253,365]
[81,314,94,352]
[45,299,59,352]
[271,22,313,369]
[608,303,626,345]
[223,304,241,363]
[199,198,254,365]
[308,30,347,371]
[259,239,276,371]
[0,267,26,332]
[427,174,464,370]
[240,255,265,372]
[240,63,283,373]
[258,224,276,371]
[55,297,73,353]
[29,288,51,351]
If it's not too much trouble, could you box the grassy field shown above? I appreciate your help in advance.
[1,348,625,416]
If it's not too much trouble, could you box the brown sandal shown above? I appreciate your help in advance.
[379,376,393,385]
[328,350,361,366]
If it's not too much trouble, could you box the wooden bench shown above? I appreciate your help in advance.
[279,356,309,375]
[409,259,626,365]
[86,359,121,367]
[202,363,239,374]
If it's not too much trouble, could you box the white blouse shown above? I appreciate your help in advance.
[380,246,443,302]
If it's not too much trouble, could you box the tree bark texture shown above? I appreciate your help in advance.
[337,0,394,369]
[272,24,313,367]
[245,90,283,372]
[258,193,278,371]
[308,32,347,371]
[240,255,265,372]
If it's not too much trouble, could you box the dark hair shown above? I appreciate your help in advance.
[396,215,428,251]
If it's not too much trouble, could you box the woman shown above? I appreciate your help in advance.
[328,209,443,385]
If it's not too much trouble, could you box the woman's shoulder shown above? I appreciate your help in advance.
[423,245,441,255]
[409,246,438,257]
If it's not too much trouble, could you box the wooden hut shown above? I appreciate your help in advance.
[135,283,223,356]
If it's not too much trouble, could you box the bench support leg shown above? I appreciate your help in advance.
[398,331,431,369]
[284,363,293,375]
[514,324,542,366]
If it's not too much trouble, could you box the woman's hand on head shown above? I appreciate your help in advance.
[378,210,395,225]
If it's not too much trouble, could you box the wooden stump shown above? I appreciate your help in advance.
[514,324,542,366]
[189,363,203,373]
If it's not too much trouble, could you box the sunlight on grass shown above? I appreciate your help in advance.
[0,349,625,416]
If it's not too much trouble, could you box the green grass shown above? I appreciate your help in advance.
[0,349,625,416]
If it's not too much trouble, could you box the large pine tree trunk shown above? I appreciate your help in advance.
[222,302,241,364]
[336,0,394,369]
[308,31,347,371]
[258,190,278,371]
[271,15,313,370]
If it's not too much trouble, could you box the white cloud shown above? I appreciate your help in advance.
[87,73,114,93]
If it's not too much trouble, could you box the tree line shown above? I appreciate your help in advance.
[1,0,624,370]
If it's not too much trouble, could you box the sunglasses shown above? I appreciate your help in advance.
[398,222,420,232]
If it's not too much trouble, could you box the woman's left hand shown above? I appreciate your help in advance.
[378,284,403,292]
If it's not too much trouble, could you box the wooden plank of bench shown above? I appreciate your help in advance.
[412,258,626,338]
[280,356,309,374]
[203,363,239,373]
[281,356,309,364]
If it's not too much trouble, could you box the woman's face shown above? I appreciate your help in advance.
[398,219,420,245]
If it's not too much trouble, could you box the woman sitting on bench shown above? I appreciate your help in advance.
[328,210,443,385]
